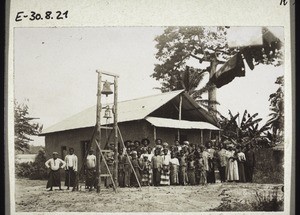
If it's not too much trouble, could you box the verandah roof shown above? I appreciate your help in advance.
[145,117,219,130]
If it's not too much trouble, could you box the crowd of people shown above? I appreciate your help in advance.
[116,138,256,188]
[44,138,256,191]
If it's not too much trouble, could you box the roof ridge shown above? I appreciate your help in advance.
[76,89,184,107]
[117,89,184,103]
[75,89,184,106]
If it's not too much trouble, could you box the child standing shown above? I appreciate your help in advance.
[179,150,188,185]
[123,151,132,187]
[151,149,163,186]
[118,148,125,187]
[140,156,151,186]
[187,154,196,185]
[160,148,171,186]
[169,152,180,185]
[130,151,142,187]
[145,147,153,185]
[196,153,206,185]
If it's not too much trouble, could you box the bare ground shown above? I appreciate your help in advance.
[15,178,284,212]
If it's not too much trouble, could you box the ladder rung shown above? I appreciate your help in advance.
[100,126,113,130]
[101,150,113,153]
[100,174,111,177]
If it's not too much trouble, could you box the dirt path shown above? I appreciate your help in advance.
[15,178,283,212]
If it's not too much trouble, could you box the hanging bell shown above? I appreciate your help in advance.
[101,81,113,97]
[103,106,112,119]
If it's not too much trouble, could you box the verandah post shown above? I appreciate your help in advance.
[177,94,182,142]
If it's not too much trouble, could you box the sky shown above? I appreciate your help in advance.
[14,27,284,146]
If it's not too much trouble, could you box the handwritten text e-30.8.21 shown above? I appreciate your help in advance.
[15,11,68,22]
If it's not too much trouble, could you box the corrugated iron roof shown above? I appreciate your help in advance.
[145,117,220,130]
[41,90,185,135]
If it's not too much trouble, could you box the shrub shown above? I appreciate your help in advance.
[211,197,253,211]
[251,190,284,211]
[210,189,283,211]
[15,149,48,180]
[253,148,284,184]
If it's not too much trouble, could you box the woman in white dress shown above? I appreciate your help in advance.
[226,145,239,182]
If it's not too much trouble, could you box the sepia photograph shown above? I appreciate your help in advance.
[12,26,286,212]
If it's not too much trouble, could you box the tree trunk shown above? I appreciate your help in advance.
[208,58,218,116]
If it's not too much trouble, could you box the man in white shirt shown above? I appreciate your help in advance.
[45,152,66,191]
[85,148,96,191]
[64,148,78,191]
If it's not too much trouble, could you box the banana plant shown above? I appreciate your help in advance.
[219,110,271,147]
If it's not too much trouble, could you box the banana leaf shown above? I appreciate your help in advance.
[244,113,259,124]
[240,110,248,127]
[242,118,262,129]
[228,113,239,125]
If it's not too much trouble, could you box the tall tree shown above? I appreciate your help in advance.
[152,27,283,117]
[152,27,233,116]
[14,100,43,153]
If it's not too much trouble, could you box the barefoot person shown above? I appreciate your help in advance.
[151,148,163,186]
[85,148,96,191]
[160,147,171,186]
[226,145,239,182]
[179,148,188,186]
[244,143,255,182]
[187,154,196,185]
[216,142,228,183]
[64,148,78,191]
[123,149,132,187]
[45,152,66,191]
[236,145,246,183]
[169,151,180,185]
[205,141,216,184]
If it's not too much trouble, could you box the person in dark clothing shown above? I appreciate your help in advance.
[123,151,132,187]
[187,154,196,185]
[133,140,141,154]
[179,149,188,185]
[244,143,255,182]
[236,145,246,183]
[151,149,163,186]
[216,142,228,183]
[130,151,142,187]
[141,138,150,148]
[118,148,125,187]
[206,141,216,183]
[104,144,115,188]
